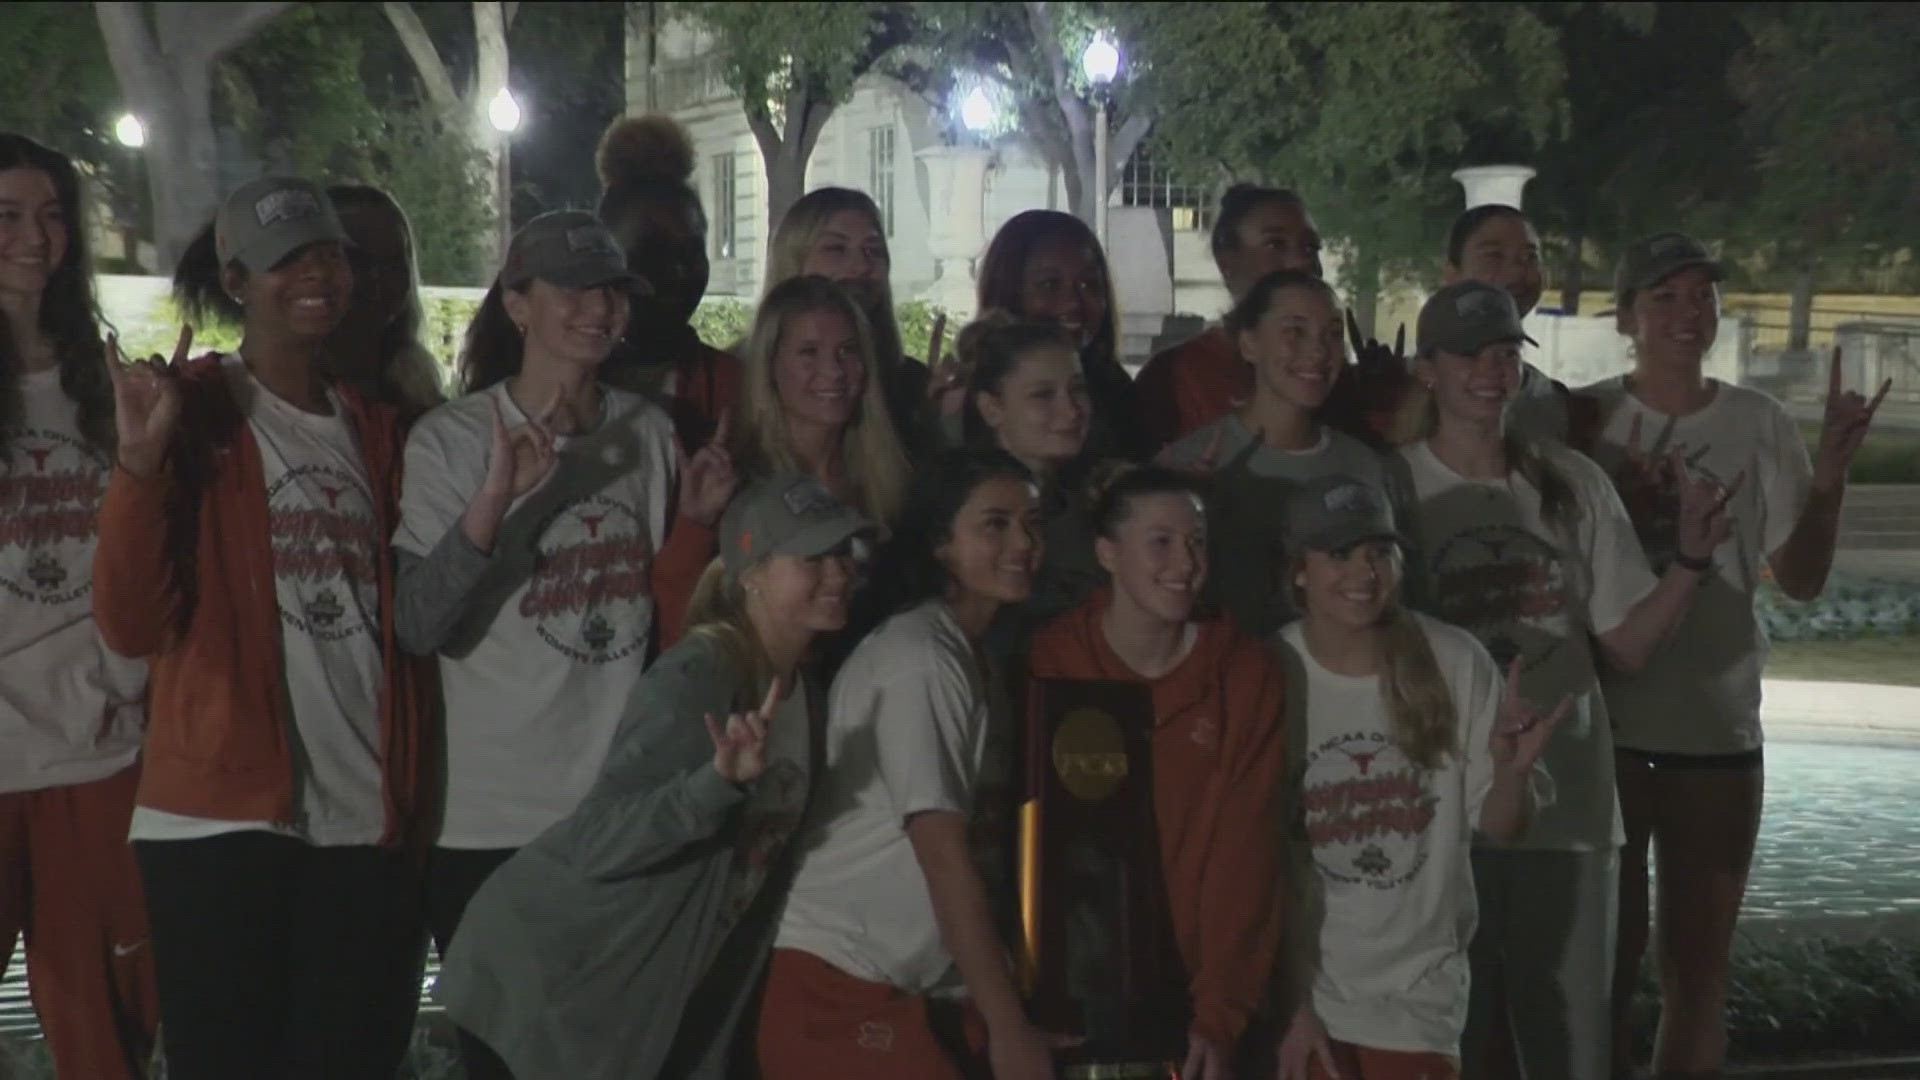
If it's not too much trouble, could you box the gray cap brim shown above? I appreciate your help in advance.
[1290,524,1411,555]
[771,513,878,562]
[536,264,643,291]
[240,219,351,275]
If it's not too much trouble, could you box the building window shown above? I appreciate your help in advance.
[1120,148,1211,232]
[867,126,896,236]
[712,152,737,260]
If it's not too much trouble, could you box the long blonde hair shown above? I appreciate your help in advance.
[1294,553,1458,770]
[735,276,910,525]
[683,558,775,710]
[764,188,906,368]
[1407,351,1583,540]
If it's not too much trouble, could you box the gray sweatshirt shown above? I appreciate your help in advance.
[433,632,814,1080]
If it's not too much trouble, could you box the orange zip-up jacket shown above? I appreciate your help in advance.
[91,355,436,847]
[1133,328,1248,451]
[1027,591,1286,1047]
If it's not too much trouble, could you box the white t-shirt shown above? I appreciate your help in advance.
[131,354,388,846]
[1576,377,1813,755]
[394,382,677,848]
[1277,614,1501,1057]
[776,600,1012,996]
[1164,415,1387,636]
[0,366,147,793]
[1395,440,1655,849]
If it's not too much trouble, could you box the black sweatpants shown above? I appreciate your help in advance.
[134,832,425,1080]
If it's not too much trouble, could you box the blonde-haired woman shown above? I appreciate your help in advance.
[435,474,871,1080]
[733,274,911,526]
[764,187,928,444]
[1272,474,1566,1080]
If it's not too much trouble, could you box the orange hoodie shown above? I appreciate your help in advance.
[1027,592,1286,1047]
[1132,327,1249,450]
[92,355,435,846]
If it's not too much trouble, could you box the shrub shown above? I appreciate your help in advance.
[691,299,753,351]
[1757,578,1920,641]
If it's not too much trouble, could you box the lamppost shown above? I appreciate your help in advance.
[959,87,996,139]
[488,88,522,261]
[114,114,146,149]
[1081,33,1120,247]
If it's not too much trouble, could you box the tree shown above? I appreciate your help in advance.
[1724,1,1920,356]
[94,1,293,266]
[382,1,517,261]
[670,2,914,239]
[0,4,118,146]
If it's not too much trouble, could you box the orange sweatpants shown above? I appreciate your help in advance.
[1308,1039,1461,1080]
[0,763,158,1079]
[758,947,990,1080]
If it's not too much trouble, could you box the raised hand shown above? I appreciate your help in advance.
[480,390,560,501]
[1345,309,1407,379]
[923,313,969,418]
[1673,454,1744,562]
[1490,658,1571,775]
[705,675,788,785]
[1276,1005,1340,1080]
[109,326,191,477]
[1182,1034,1232,1080]
[677,410,739,526]
[1610,411,1685,526]
[1813,346,1890,492]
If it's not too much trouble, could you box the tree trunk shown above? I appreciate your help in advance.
[1788,262,1816,355]
[95,1,294,267]
[747,91,833,255]
[1557,232,1584,315]
[1348,250,1382,338]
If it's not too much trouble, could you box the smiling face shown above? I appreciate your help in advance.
[1619,265,1720,368]
[1096,490,1208,626]
[771,305,867,433]
[1018,236,1109,351]
[975,344,1089,471]
[1239,285,1348,410]
[1299,539,1402,633]
[1221,199,1323,297]
[1418,340,1524,428]
[939,476,1044,609]
[505,279,631,372]
[1445,212,1543,318]
[0,167,68,302]
[801,209,890,311]
[745,546,857,639]
[227,241,354,343]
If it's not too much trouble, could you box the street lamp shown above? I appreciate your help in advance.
[1081,34,1120,246]
[488,88,521,261]
[959,87,996,136]
[114,114,146,149]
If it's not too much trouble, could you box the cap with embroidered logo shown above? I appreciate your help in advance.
[499,210,639,290]
[720,474,877,582]
[1613,232,1723,304]
[214,177,350,275]
[1417,281,1539,357]
[1284,474,1409,554]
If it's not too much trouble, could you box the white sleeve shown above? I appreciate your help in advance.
[870,654,982,823]
[1761,399,1814,559]
[1576,458,1659,636]
[393,409,479,556]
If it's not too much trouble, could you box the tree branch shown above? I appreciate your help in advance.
[1110,110,1153,179]
[94,3,167,101]
[153,1,293,67]
[503,1,519,27]
[382,1,460,111]
[471,1,511,106]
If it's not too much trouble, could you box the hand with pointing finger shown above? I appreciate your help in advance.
[923,313,969,418]
[109,326,192,477]
[705,676,789,785]
[677,410,738,526]
[480,389,561,501]
[1491,658,1571,776]
[1674,453,1744,562]
[1813,345,1890,493]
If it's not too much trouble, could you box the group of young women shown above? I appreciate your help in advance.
[0,103,1885,1080]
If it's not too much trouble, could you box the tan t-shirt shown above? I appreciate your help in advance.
[1575,377,1812,755]
[1395,439,1656,849]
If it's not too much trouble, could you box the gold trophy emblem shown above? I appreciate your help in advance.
[1051,707,1129,801]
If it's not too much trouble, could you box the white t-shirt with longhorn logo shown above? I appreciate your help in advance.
[1395,439,1656,850]
[1277,613,1501,1056]
[395,382,677,848]
[131,354,389,846]
[1,366,147,794]
[1575,377,1812,755]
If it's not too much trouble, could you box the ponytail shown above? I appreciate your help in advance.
[1379,606,1457,770]
[1504,433,1582,540]
[172,220,242,331]
[455,282,524,394]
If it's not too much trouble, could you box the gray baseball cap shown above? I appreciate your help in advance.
[499,210,640,290]
[1284,474,1408,554]
[1417,281,1538,357]
[215,177,350,274]
[1613,232,1723,303]
[720,474,876,581]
